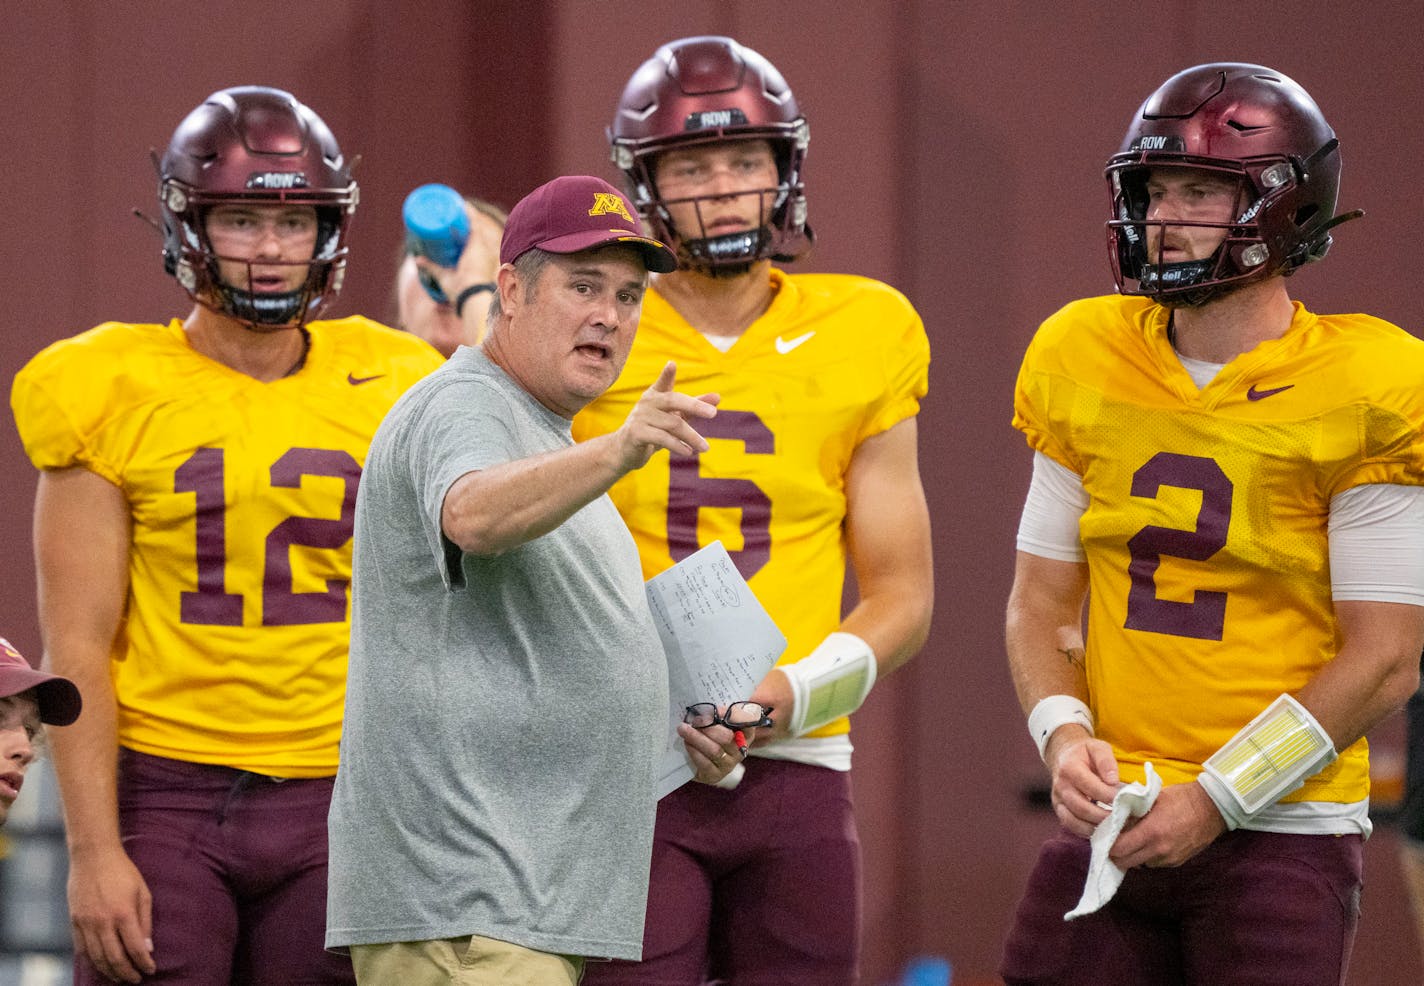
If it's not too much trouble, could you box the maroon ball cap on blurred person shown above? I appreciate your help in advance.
[0,638,81,726]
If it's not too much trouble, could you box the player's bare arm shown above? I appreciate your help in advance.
[841,417,934,673]
[35,468,156,983]
[442,362,717,555]
[1006,550,1118,835]
[1297,599,1424,748]
[747,417,932,741]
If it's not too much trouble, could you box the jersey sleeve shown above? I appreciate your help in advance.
[11,325,141,485]
[1319,399,1424,495]
[857,286,929,444]
[1317,320,1424,496]
[1012,307,1082,474]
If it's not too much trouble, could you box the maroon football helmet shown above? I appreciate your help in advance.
[609,36,811,271]
[1106,63,1361,307]
[158,86,358,328]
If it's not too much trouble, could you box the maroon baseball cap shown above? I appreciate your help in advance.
[0,638,81,726]
[500,175,678,273]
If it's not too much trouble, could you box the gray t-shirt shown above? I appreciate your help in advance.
[327,347,667,960]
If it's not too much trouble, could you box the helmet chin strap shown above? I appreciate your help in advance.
[207,255,324,329]
[658,183,791,272]
[1317,208,1365,235]
[1139,255,1231,309]
[683,228,768,268]
[222,286,308,328]
[1290,208,1366,268]
[1139,258,1213,290]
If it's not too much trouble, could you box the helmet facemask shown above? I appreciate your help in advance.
[167,197,349,330]
[618,128,809,275]
[1108,163,1274,308]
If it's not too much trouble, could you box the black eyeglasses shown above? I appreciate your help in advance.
[683,702,775,731]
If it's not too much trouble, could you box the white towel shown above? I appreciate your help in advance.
[1064,762,1162,920]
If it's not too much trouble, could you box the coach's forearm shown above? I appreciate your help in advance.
[440,433,627,555]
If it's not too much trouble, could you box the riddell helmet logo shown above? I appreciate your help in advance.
[588,193,634,223]
[247,172,309,190]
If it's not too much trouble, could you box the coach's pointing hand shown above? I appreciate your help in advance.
[612,361,719,471]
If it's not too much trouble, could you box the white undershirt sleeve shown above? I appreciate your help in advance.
[1328,484,1424,603]
[1016,451,1088,562]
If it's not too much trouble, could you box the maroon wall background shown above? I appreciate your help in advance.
[3,3,1421,983]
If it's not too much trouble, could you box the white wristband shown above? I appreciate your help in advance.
[781,632,878,737]
[1198,692,1337,830]
[1027,695,1094,762]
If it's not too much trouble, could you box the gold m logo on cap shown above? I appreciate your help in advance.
[588,192,634,223]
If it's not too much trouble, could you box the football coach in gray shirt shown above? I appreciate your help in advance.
[327,175,748,985]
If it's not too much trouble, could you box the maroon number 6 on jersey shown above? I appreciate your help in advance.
[666,410,773,581]
[1124,451,1233,641]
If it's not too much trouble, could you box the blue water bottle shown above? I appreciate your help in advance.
[402,183,470,304]
[899,955,952,986]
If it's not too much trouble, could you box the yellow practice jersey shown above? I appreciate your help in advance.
[1014,295,1424,801]
[574,269,929,737]
[12,317,444,775]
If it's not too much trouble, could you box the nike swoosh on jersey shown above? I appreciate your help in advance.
[1246,383,1294,401]
[775,332,815,354]
[347,372,386,386]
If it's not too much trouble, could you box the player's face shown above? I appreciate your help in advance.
[503,246,647,418]
[1143,167,1244,263]
[396,256,468,358]
[0,693,41,826]
[652,139,780,240]
[205,204,320,295]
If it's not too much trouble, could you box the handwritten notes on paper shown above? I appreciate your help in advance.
[645,541,787,798]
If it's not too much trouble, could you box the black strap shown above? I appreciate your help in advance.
[454,282,496,318]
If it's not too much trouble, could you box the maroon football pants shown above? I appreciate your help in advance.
[1002,825,1363,986]
[74,748,355,986]
[582,758,862,986]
